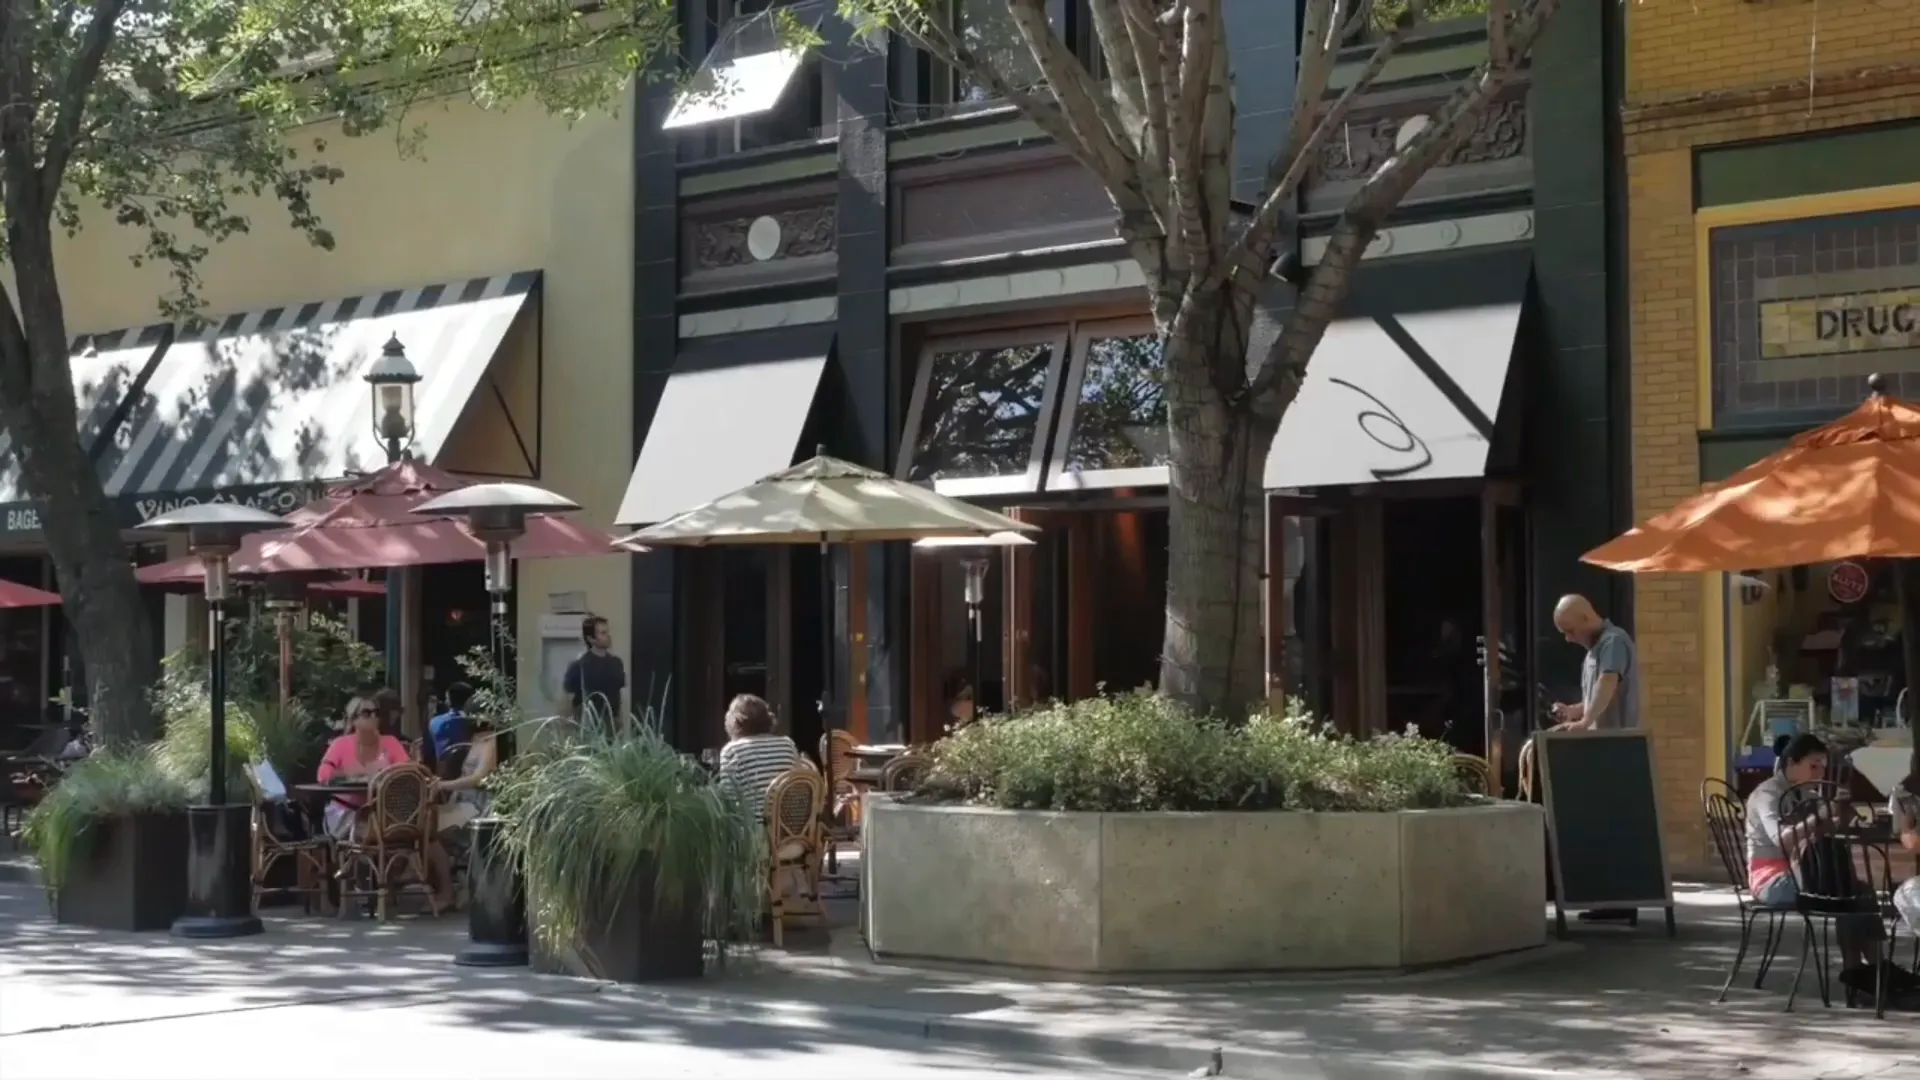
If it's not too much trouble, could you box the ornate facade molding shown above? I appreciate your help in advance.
[689,204,837,270]
[1312,96,1528,184]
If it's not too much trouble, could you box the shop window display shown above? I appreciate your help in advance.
[1727,560,1915,796]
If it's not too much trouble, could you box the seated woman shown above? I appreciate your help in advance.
[316,697,412,841]
[1893,773,1920,941]
[716,694,799,821]
[943,672,976,734]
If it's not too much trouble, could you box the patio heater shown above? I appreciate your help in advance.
[263,574,306,727]
[365,335,419,726]
[137,503,288,940]
[913,532,1034,718]
[414,481,581,969]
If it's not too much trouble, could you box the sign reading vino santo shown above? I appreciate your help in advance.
[1760,287,1920,358]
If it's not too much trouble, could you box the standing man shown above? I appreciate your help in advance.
[563,615,626,724]
[1547,594,1641,924]
[1548,594,1639,732]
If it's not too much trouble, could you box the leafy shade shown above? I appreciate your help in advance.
[916,691,1471,813]
[21,746,194,890]
[490,714,762,955]
[154,612,383,740]
[153,682,325,792]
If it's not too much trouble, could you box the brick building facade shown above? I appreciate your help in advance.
[1625,0,1920,870]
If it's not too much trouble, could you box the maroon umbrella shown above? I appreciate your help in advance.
[134,460,624,580]
[0,578,62,609]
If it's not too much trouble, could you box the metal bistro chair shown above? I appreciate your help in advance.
[880,753,928,793]
[765,766,827,948]
[1701,780,1792,1002]
[1777,780,1890,1013]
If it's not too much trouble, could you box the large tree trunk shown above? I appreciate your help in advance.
[1159,291,1275,718]
[0,212,159,745]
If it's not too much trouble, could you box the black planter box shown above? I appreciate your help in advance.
[531,860,705,984]
[52,812,189,932]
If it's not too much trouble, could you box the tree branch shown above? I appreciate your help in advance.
[41,0,130,196]
[1225,0,1426,282]
[1244,0,1564,410]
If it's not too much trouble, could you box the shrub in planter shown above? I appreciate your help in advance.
[154,658,329,786]
[914,690,1471,812]
[491,716,762,983]
[21,747,195,931]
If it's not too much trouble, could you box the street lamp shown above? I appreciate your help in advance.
[365,335,420,730]
[412,481,580,969]
[137,503,287,940]
[364,334,420,464]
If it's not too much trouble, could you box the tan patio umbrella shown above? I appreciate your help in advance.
[616,452,1035,874]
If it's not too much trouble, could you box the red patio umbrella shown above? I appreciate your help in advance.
[0,578,62,608]
[134,460,622,581]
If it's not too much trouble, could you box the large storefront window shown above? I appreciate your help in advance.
[1710,205,1920,428]
[1725,561,1911,795]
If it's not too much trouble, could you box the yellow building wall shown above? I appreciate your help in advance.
[53,90,637,716]
[1625,2,1920,871]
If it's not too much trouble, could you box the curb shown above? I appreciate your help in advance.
[584,978,1629,1080]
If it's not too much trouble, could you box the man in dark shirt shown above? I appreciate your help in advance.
[563,615,626,722]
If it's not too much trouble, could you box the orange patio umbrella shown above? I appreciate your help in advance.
[1584,377,1920,573]
[1584,374,1920,782]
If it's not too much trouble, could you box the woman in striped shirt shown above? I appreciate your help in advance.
[717,694,800,821]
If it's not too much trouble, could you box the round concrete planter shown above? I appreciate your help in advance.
[862,798,1547,974]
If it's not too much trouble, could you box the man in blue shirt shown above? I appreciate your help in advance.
[428,681,474,765]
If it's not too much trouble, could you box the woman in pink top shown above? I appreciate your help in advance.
[317,696,411,840]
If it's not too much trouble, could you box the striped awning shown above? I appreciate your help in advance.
[0,324,171,503]
[99,271,540,501]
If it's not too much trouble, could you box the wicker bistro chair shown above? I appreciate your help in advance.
[1452,754,1495,797]
[1701,781,1793,1002]
[335,765,441,921]
[880,753,928,793]
[818,730,863,836]
[245,769,332,915]
[765,767,827,948]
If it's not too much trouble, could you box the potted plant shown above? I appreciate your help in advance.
[492,714,762,983]
[21,746,195,931]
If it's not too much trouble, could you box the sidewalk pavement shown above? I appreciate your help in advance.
[0,878,1913,1080]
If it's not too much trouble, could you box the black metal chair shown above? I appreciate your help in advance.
[1778,780,1887,1012]
[1701,781,1792,1001]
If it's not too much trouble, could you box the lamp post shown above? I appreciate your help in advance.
[365,335,420,729]
[414,481,581,968]
[137,503,288,940]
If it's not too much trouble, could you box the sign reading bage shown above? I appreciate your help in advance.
[1760,287,1920,358]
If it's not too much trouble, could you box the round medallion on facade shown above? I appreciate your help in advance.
[746,215,782,262]
[1394,114,1431,151]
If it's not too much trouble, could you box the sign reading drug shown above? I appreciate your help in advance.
[1760,286,1920,357]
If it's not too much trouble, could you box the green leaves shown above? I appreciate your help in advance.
[490,713,763,955]
[20,745,195,890]
[917,690,1474,813]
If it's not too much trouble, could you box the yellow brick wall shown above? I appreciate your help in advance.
[1626,0,1920,104]
[1625,8,1920,875]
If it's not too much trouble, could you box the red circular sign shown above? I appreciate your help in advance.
[1828,561,1870,604]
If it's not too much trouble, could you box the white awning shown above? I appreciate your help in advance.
[99,271,539,501]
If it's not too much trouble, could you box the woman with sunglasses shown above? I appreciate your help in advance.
[316,696,412,841]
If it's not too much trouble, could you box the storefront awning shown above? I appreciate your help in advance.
[616,326,834,527]
[0,323,171,504]
[98,272,540,503]
[1264,249,1533,490]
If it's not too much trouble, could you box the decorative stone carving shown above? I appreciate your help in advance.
[1312,97,1528,184]
[691,204,836,270]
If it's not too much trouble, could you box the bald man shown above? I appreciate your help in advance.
[1549,594,1639,732]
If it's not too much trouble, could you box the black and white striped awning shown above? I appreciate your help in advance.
[0,324,172,504]
[97,271,539,502]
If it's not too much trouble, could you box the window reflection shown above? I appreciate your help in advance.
[1064,333,1168,473]
[908,342,1056,483]
[952,0,1041,108]
[0,556,46,744]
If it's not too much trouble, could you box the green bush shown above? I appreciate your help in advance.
[913,691,1473,813]
[155,611,383,739]
[21,746,195,890]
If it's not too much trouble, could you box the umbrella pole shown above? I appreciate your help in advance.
[820,537,840,878]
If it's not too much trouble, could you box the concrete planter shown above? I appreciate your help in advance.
[863,798,1546,974]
